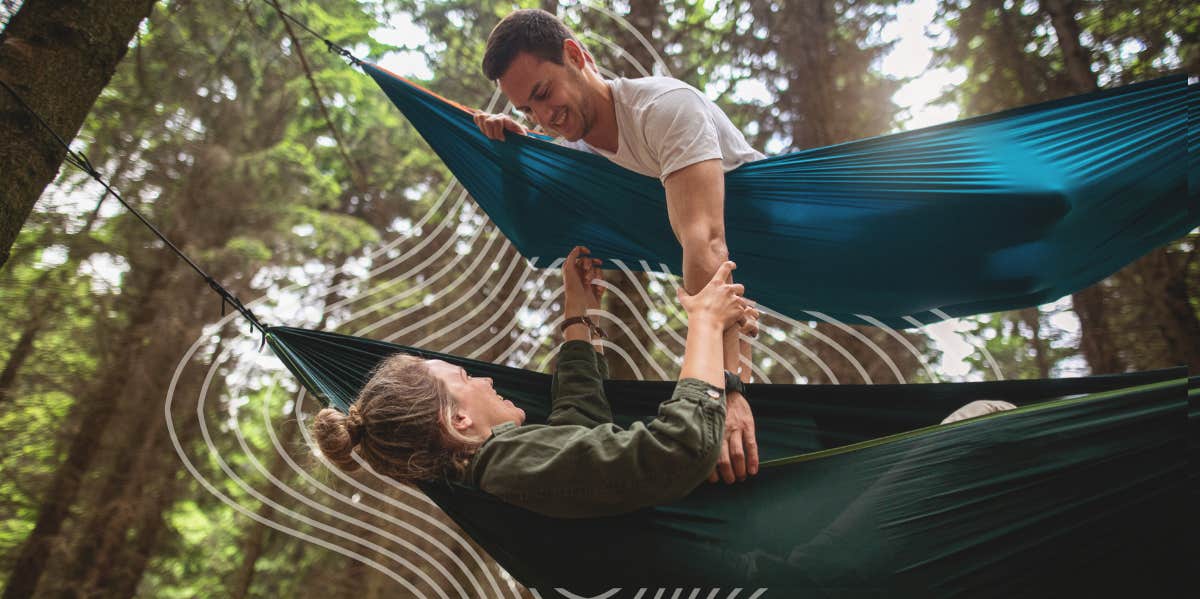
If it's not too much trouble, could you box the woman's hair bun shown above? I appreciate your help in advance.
[313,407,362,472]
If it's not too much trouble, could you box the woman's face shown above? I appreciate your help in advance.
[425,360,526,435]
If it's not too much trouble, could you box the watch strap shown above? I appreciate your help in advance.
[724,369,748,397]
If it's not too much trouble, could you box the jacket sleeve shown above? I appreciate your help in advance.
[597,348,610,381]
[548,340,614,427]
[469,378,727,518]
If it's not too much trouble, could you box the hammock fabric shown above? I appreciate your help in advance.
[268,326,1192,594]
[365,64,1198,327]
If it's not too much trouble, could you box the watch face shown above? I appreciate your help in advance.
[724,370,742,394]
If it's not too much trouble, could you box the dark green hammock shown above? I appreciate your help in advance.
[269,326,1192,594]
[366,65,1199,327]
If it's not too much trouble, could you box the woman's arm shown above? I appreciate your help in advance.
[471,378,726,518]
[469,262,749,518]
[676,261,744,388]
[548,246,614,427]
[548,340,613,427]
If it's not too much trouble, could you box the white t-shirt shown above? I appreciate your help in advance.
[560,77,764,183]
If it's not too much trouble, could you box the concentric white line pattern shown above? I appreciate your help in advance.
[162,4,1017,597]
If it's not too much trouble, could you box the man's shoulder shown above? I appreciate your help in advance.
[613,76,704,105]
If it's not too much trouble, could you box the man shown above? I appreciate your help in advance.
[472,9,764,484]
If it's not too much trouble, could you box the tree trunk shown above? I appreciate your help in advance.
[0,318,40,402]
[1072,284,1126,374]
[994,0,1043,101]
[782,0,835,150]
[1116,247,1200,371]
[99,473,180,599]
[1018,307,1051,378]
[1038,0,1099,92]
[0,180,113,405]
[224,398,303,599]
[1153,251,1200,371]
[0,0,154,270]
[57,276,215,598]
[1,265,167,599]
[1037,0,1136,376]
[57,384,174,596]
[92,379,213,599]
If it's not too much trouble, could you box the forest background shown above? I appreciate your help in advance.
[0,0,1196,597]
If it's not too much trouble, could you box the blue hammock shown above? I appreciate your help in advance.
[366,64,1198,327]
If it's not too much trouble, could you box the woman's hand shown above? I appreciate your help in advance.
[724,301,759,373]
[584,258,604,312]
[739,302,760,339]
[676,261,747,329]
[562,246,602,318]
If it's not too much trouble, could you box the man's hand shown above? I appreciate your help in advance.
[709,391,758,484]
[709,306,760,484]
[473,111,528,141]
[738,302,759,374]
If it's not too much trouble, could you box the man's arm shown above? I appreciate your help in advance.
[663,159,759,484]
[664,159,728,294]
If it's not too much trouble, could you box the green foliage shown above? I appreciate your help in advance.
[959,307,1080,380]
[932,0,1073,113]
[1084,0,1200,84]
[2,0,1191,596]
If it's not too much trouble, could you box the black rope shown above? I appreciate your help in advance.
[1,3,367,347]
[263,0,365,68]
[1,78,269,347]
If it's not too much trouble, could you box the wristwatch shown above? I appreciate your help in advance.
[723,369,747,397]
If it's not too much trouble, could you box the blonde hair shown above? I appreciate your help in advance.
[312,354,479,482]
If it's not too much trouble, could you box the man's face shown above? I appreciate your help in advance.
[498,45,594,141]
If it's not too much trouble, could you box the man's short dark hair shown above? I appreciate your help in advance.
[482,9,579,81]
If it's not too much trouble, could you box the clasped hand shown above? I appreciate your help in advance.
[562,245,604,319]
[676,263,760,484]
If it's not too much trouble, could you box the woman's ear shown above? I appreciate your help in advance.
[451,408,473,433]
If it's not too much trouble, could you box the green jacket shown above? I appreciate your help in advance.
[464,340,727,518]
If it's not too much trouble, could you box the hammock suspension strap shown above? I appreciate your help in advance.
[263,0,366,68]
[1,79,269,346]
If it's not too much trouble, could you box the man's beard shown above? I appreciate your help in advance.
[575,96,593,139]
[568,67,594,140]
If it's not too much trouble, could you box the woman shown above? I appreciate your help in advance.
[313,246,755,518]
